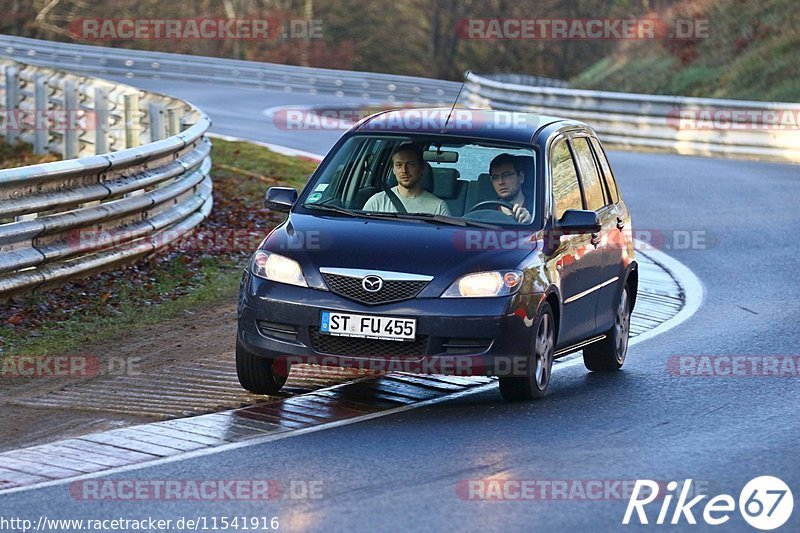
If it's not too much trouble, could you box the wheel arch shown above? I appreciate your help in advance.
[542,286,562,344]
[625,262,639,310]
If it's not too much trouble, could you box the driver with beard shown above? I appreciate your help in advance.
[363,144,450,216]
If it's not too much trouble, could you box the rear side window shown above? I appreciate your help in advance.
[551,139,583,221]
[589,137,619,204]
[572,137,606,211]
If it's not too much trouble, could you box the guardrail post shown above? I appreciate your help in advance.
[5,66,20,143]
[13,69,41,220]
[94,87,109,154]
[63,79,79,159]
[33,74,49,155]
[124,93,141,148]
[148,103,165,141]
[166,108,181,137]
[0,55,215,300]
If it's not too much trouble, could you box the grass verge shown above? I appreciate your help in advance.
[0,138,60,169]
[572,0,800,101]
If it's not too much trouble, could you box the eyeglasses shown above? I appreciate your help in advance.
[490,170,519,181]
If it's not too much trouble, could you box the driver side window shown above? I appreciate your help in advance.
[551,139,583,221]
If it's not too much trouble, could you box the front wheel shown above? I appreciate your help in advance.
[499,302,555,401]
[583,285,631,371]
[236,339,288,394]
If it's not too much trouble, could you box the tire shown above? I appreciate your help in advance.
[499,302,555,402]
[583,285,632,372]
[235,339,288,394]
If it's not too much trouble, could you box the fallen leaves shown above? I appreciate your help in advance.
[5,313,25,326]
[0,150,296,352]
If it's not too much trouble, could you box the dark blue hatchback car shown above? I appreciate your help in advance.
[236,108,637,401]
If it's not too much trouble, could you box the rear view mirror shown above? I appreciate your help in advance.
[423,150,459,163]
[264,187,298,212]
[555,209,601,234]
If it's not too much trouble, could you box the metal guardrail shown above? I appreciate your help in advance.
[479,73,569,89]
[2,35,797,163]
[464,72,800,163]
[0,35,461,104]
[0,57,212,299]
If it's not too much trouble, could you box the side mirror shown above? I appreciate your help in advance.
[264,187,298,212]
[554,209,601,234]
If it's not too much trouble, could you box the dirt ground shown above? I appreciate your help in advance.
[0,300,240,452]
[1,297,372,453]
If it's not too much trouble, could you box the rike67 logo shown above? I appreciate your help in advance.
[623,477,794,530]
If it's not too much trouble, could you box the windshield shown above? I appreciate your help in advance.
[299,135,537,226]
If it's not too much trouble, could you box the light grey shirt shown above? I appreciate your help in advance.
[363,186,450,216]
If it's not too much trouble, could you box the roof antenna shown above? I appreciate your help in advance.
[441,69,471,134]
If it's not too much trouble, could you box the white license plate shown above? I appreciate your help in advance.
[320,311,416,341]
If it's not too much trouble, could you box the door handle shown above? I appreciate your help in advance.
[616,217,625,230]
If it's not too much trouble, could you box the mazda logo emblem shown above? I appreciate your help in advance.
[362,275,383,293]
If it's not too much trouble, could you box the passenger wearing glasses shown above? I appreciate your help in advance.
[488,153,533,224]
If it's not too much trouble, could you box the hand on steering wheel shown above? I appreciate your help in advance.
[467,199,515,213]
[467,200,532,223]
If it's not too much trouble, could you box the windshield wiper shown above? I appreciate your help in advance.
[301,203,360,217]
[363,211,502,230]
[304,204,503,230]
[408,213,503,229]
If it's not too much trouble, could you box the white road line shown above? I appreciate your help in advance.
[0,382,499,496]
[627,243,705,348]
[261,104,359,130]
[208,133,324,161]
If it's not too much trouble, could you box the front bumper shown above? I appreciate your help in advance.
[237,272,542,377]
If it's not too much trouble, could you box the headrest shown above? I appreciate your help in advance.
[478,172,496,191]
[515,155,535,181]
[432,168,461,199]
[466,173,498,206]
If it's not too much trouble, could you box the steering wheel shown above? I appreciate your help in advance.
[467,200,515,214]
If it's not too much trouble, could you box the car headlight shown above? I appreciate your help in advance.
[251,251,308,287]
[442,270,523,298]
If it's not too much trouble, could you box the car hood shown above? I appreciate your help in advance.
[261,213,539,293]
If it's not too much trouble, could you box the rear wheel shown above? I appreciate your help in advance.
[499,303,555,401]
[236,339,288,394]
[583,285,631,371]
